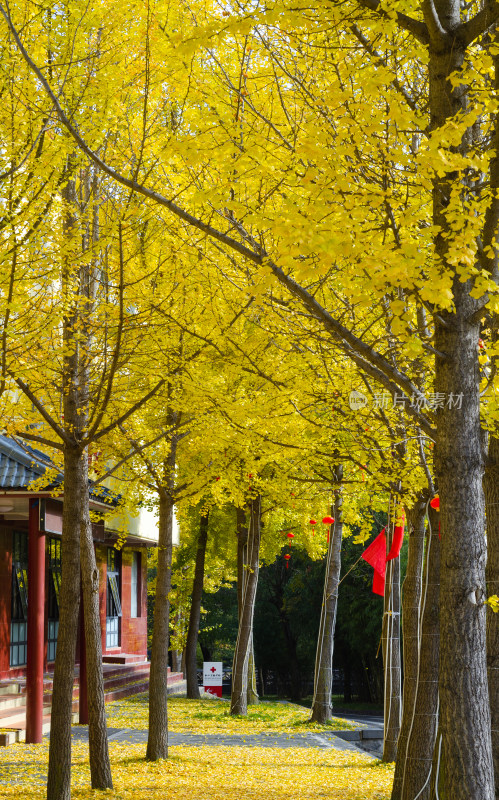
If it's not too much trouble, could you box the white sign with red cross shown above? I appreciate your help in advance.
[203,662,223,697]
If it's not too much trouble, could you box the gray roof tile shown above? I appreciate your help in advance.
[0,435,118,505]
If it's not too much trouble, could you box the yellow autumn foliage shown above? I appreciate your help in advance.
[0,699,394,800]
[107,696,357,734]
[0,742,394,800]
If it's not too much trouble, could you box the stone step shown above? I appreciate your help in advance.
[0,672,183,737]
[0,681,20,697]
[0,661,182,746]
[0,692,26,712]
[167,679,186,696]
[0,699,78,729]
[8,710,79,741]
[16,662,152,696]
[102,671,183,703]
[333,729,384,742]
[0,730,20,746]
[38,669,151,707]
[0,673,181,726]
[102,653,148,665]
[0,666,153,711]
[104,680,151,703]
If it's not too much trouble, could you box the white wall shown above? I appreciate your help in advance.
[105,503,180,546]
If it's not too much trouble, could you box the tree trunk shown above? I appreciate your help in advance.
[146,491,174,759]
[391,497,427,799]
[310,470,343,723]
[235,504,259,706]
[382,505,401,763]
[247,640,259,705]
[429,726,445,800]
[429,9,494,795]
[485,434,499,795]
[185,509,209,699]
[399,505,441,800]
[243,508,259,707]
[435,288,493,800]
[236,505,248,618]
[230,494,261,715]
[171,649,182,673]
[47,446,82,800]
[80,472,112,789]
[47,169,113,799]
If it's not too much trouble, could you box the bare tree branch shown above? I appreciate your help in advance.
[460,1,499,46]
[86,220,125,439]
[89,378,165,444]
[355,0,430,43]
[15,430,64,452]
[14,376,72,446]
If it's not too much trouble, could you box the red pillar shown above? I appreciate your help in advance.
[26,498,45,743]
[78,589,88,724]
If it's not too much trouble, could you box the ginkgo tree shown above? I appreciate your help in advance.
[2,0,499,797]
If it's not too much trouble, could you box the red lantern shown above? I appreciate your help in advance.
[284,553,291,569]
[309,519,316,536]
[287,532,295,539]
[322,516,334,541]
[430,496,440,511]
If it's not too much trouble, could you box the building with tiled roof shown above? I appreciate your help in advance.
[0,435,160,743]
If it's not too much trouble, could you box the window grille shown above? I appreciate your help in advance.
[10,531,28,667]
[106,547,121,648]
[47,538,61,662]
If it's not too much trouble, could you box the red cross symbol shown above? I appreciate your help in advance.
[210,666,216,673]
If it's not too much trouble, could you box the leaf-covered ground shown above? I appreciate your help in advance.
[0,698,394,799]
[107,694,360,733]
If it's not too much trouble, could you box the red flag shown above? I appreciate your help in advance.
[372,569,385,596]
[361,529,386,574]
[362,529,387,596]
[387,523,405,561]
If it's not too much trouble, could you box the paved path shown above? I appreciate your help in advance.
[0,725,378,790]
[276,699,384,730]
[71,725,371,754]
[0,716,379,790]
[332,712,384,729]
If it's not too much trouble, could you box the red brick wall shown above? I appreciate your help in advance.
[120,548,147,657]
[96,544,108,655]
[97,544,147,658]
[0,530,149,678]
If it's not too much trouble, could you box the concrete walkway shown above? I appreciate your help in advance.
[0,706,381,792]
[70,725,372,754]
[68,696,382,756]
[333,711,384,728]
[274,700,384,757]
